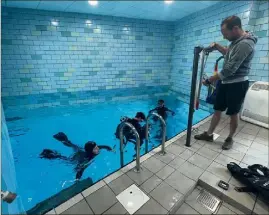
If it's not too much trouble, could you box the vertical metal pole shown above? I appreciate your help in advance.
[160,120,166,155]
[119,122,141,172]
[145,120,149,154]
[134,134,141,172]
[119,123,125,168]
[185,46,203,147]
[146,113,166,155]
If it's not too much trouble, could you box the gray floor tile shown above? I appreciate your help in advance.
[231,142,249,153]
[85,185,117,214]
[223,183,255,212]
[108,174,134,195]
[244,123,261,131]
[62,199,93,214]
[240,127,259,136]
[154,152,176,164]
[199,171,225,195]
[254,137,268,146]
[166,170,196,194]
[140,175,162,194]
[214,153,239,166]
[217,205,236,215]
[203,140,223,153]
[257,128,269,139]
[250,142,268,152]
[221,149,245,162]
[253,199,269,215]
[178,149,195,160]
[206,161,232,182]
[242,154,268,167]
[142,156,166,173]
[177,161,204,181]
[166,144,185,156]
[196,146,220,160]
[222,202,245,214]
[185,188,212,214]
[229,176,245,187]
[126,167,153,185]
[245,147,268,161]
[156,165,175,180]
[168,157,186,169]
[135,198,168,214]
[233,137,253,147]
[150,181,183,211]
[174,202,199,214]
[103,202,128,214]
[235,133,255,141]
[188,153,213,170]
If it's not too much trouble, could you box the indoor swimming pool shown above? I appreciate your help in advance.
[4,95,211,212]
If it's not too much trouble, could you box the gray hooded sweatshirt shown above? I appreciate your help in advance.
[219,32,258,84]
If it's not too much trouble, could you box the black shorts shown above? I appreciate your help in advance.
[214,80,249,115]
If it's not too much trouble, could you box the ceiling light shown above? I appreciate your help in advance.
[88,0,98,6]
[164,0,173,4]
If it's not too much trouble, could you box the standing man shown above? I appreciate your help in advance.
[194,15,257,150]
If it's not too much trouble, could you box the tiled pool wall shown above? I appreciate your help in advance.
[1,6,174,103]
[171,0,269,100]
[1,1,268,108]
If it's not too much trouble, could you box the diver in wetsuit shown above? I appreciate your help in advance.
[149,100,175,139]
[149,99,175,120]
[115,112,146,147]
[39,132,114,180]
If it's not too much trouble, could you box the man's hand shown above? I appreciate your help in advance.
[209,73,220,82]
[202,79,210,86]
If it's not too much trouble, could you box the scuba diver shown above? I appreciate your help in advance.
[149,99,175,120]
[149,99,175,139]
[40,132,114,180]
[115,112,147,148]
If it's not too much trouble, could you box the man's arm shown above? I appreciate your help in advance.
[214,43,228,56]
[218,42,253,80]
[98,145,112,151]
[149,108,157,113]
[165,107,175,115]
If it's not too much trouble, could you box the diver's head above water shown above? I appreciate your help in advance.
[158,99,165,107]
[134,112,146,122]
[84,141,99,155]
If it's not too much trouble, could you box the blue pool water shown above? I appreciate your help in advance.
[4,95,211,212]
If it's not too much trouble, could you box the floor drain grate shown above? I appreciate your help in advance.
[197,189,222,213]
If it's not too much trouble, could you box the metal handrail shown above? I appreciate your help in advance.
[145,112,166,155]
[119,122,141,172]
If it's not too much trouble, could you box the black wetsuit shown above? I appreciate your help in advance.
[71,145,112,179]
[150,106,174,120]
[40,134,112,180]
[115,118,146,144]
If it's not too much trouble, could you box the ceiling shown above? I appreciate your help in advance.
[2,1,219,21]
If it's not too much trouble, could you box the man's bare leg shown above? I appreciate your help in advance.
[228,114,238,138]
[207,111,222,135]
[222,114,237,150]
[194,111,222,141]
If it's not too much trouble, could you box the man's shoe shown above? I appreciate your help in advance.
[194,132,214,142]
[222,137,234,150]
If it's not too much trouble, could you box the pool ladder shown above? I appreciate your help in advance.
[119,113,166,173]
